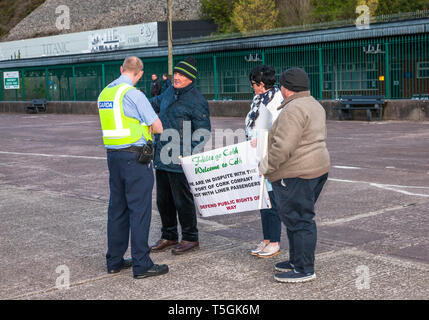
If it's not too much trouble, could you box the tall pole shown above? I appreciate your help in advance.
[167,0,173,80]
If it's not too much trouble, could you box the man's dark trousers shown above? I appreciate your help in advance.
[272,173,328,274]
[155,169,198,242]
[106,151,154,275]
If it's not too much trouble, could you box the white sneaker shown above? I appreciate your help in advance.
[257,243,280,258]
[251,242,267,256]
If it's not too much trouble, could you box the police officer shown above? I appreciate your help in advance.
[98,56,168,279]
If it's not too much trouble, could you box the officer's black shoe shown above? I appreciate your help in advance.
[107,258,133,274]
[133,264,169,279]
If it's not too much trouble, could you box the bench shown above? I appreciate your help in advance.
[412,94,429,101]
[334,96,385,121]
[25,99,47,114]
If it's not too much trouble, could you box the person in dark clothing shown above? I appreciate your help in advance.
[162,74,172,93]
[149,56,211,255]
[150,74,162,97]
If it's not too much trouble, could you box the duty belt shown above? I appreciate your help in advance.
[107,146,143,153]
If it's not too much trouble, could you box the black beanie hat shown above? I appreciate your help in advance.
[174,56,198,81]
[279,68,310,92]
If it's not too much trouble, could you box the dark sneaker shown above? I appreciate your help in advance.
[274,269,316,283]
[274,260,294,272]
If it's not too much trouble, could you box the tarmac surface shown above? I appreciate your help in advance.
[0,113,428,300]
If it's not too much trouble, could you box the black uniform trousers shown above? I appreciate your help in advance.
[106,151,154,275]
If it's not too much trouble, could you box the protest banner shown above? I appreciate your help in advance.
[180,141,271,217]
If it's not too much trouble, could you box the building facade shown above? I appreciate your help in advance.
[1,17,428,102]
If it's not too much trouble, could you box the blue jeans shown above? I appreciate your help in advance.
[106,151,154,275]
[272,174,328,274]
[260,191,281,242]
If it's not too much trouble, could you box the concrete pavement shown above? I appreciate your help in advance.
[0,114,428,300]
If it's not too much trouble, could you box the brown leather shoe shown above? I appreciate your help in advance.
[151,239,178,252]
[171,240,199,255]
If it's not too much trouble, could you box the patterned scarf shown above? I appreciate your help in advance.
[245,86,278,140]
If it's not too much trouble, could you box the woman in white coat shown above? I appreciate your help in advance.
[245,65,284,258]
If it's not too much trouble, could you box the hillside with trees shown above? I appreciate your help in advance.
[1,0,428,41]
[0,0,45,38]
[1,0,202,42]
[201,0,429,33]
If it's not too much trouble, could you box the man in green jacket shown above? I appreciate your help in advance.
[259,67,330,283]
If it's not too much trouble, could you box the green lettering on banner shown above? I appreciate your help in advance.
[194,165,220,175]
[192,154,214,167]
[229,157,242,166]
[223,146,239,157]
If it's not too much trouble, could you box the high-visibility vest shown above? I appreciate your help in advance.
[97,83,152,146]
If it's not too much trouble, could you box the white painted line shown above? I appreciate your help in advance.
[329,178,429,198]
[333,166,361,170]
[371,183,429,197]
[0,151,106,160]
[0,121,98,130]
[23,116,48,119]
[340,248,429,272]
[329,178,364,184]
[319,204,413,227]
[330,178,429,189]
